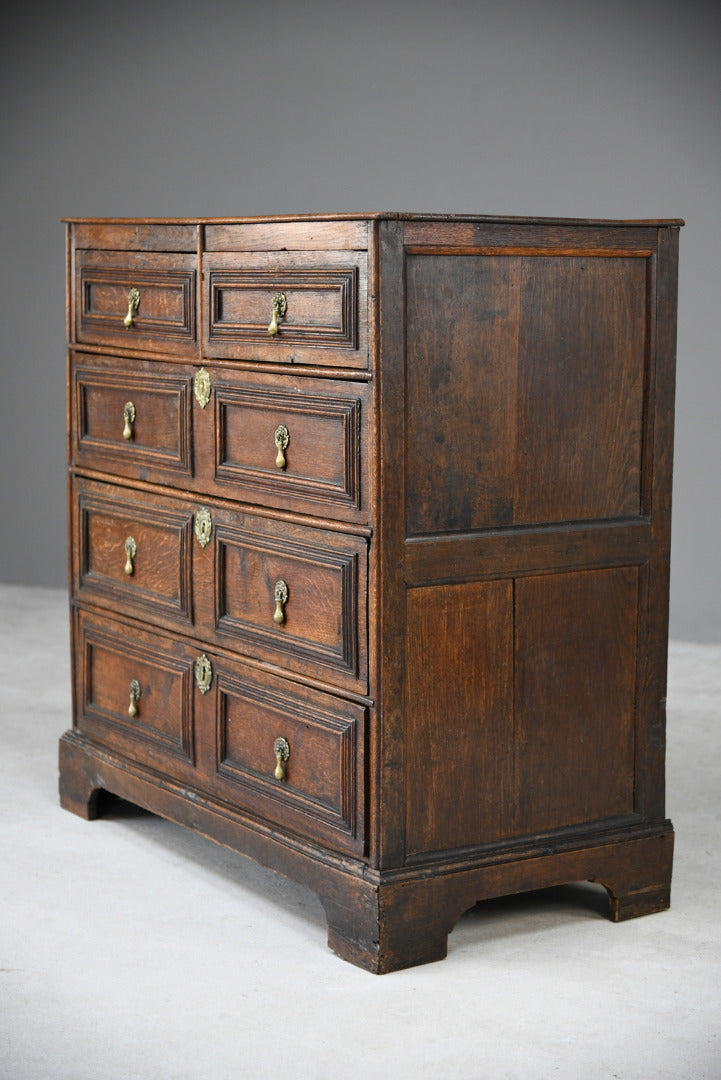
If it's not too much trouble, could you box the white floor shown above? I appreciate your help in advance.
[1,584,719,1080]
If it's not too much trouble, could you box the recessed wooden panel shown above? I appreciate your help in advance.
[74,479,194,627]
[75,250,197,355]
[203,250,368,368]
[405,252,648,536]
[214,662,365,852]
[73,356,192,479]
[515,256,647,523]
[214,515,366,690]
[405,254,519,536]
[215,384,361,511]
[208,269,357,348]
[76,612,195,766]
[514,567,639,834]
[405,579,515,856]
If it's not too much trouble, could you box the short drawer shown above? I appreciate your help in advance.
[212,368,368,520]
[70,352,193,483]
[211,655,366,854]
[203,250,368,369]
[75,249,197,356]
[73,609,197,772]
[72,477,196,630]
[212,508,368,693]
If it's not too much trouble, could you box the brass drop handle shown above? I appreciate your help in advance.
[267,292,287,337]
[123,401,136,441]
[128,679,141,718]
[124,536,137,576]
[273,579,288,624]
[123,287,140,328]
[274,424,290,469]
[273,736,290,781]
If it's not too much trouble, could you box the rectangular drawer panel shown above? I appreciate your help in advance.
[75,250,197,356]
[72,478,195,630]
[212,656,366,854]
[203,251,368,369]
[214,375,363,516]
[74,610,196,771]
[71,353,193,482]
[214,510,368,693]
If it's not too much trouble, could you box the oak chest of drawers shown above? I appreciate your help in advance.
[60,213,681,972]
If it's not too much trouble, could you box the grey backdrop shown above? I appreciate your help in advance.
[1,0,719,640]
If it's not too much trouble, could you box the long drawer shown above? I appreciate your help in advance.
[72,609,366,855]
[71,478,369,693]
[70,352,371,524]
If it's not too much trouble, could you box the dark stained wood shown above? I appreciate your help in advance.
[213,508,368,693]
[515,255,647,524]
[514,568,639,834]
[70,223,197,252]
[72,609,198,776]
[203,250,369,369]
[70,353,372,525]
[74,249,198,357]
[205,220,371,251]
[405,251,648,536]
[404,580,514,854]
[60,214,680,972]
[71,352,193,481]
[210,655,366,856]
[214,379,363,514]
[405,254,519,535]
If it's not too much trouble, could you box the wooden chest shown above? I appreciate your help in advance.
[59,213,681,972]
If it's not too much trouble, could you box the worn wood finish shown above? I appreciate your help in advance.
[203,249,369,368]
[74,249,198,357]
[70,352,371,523]
[61,213,680,972]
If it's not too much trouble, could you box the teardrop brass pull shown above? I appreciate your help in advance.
[123,401,135,441]
[128,679,141,718]
[274,424,290,469]
[123,287,140,328]
[267,292,287,337]
[273,736,290,781]
[124,536,137,576]
[273,579,288,624]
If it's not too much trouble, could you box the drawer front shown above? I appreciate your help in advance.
[73,610,197,772]
[213,368,367,520]
[204,251,368,369]
[72,478,196,630]
[75,250,197,356]
[213,509,368,693]
[211,655,366,854]
[71,353,193,482]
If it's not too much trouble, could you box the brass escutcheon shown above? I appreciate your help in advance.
[194,367,211,409]
[273,736,290,782]
[273,579,289,624]
[194,507,212,549]
[124,536,137,576]
[123,287,140,328]
[128,679,141,718]
[123,401,135,441]
[195,653,213,695]
[274,424,290,469]
[267,292,287,337]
